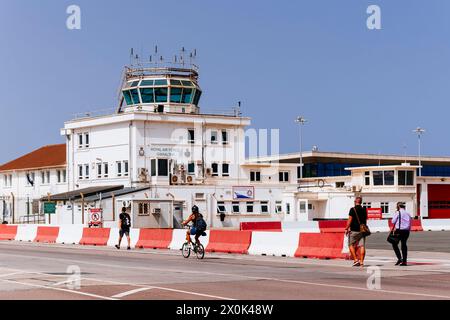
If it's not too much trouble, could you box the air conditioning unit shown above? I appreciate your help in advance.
[171,175,181,185]
[186,175,195,185]
[152,208,161,215]
[138,168,148,182]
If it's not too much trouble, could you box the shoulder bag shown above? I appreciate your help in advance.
[387,211,401,244]
[353,207,371,236]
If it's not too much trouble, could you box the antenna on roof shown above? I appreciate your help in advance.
[130,48,134,66]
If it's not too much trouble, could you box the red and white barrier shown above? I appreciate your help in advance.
[248,231,300,257]
[240,221,282,232]
[56,225,84,245]
[135,229,173,249]
[281,221,320,233]
[421,219,450,231]
[295,232,348,259]
[15,225,38,242]
[0,225,18,240]
[367,220,390,233]
[168,229,211,250]
[35,226,60,243]
[107,228,141,249]
[206,230,252,254]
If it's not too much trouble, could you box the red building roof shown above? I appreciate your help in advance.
[0,144,66,172]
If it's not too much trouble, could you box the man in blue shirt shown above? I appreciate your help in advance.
[390,202,412,266]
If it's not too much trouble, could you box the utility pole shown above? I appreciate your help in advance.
[413,127,425,176]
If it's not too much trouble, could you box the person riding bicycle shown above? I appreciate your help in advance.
[182,205,207,246]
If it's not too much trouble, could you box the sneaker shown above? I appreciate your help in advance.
[127,247,131,250]
[400,262,407,266]
[352,261,361,267]
[395,260,402,266]
[115,245,120,250]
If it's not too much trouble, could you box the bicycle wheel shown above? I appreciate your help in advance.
[182,242,191,258]
[195,244,205,260]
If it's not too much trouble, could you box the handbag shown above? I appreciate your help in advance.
[387,211,401,244]
[353,207,371,236]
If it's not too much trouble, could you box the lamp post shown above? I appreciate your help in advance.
[295,116,308,181]
[413,127,425,176]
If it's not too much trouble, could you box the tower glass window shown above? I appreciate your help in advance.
[140,88,155,103]
[130,89,140,104]
[170,87,183,103]
[181,88,193,104]
[123,91,133,105]
[154,88,168,103]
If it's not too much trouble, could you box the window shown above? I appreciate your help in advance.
[275,201,283,214]
[26,172,35,186]
[363,202,372,209]
[170,87,183,103]
[117,162,122,177]
[3,174,12,187]
[78,165,83,180]
[217,202,226,214]
[140,88,155,103]
[381,202,389,214]
[78,134,83,148]
[299,201,307,213]
[158,159,169,177]
[246,202,254,213]
[286,203,291,215]
[364,171,370,186]
[222,130,228,145]
[41,171,45,184]
[57,170,61,183]
[373,170,395,186]
[188,162,195,175]
[85,165,89,180]
[232,202,240,214]
[336,182,345,188]
[211,163,219,177]
[104,163,109,178]
[130,88,141,104]
[97,163,102,178]
[85,133,90,148]
[250,171,261,182]
[261,201,269,214]
[154,87,168,103]
[181,88,193,104]
[124,161,129,177]
[398,170,414,186]
[188,129,195,144]
[138,202,149,216]
[222,164,230,177]
[123,90,133,105]
[46,171,50,184]
[151,159,156,177]
[279,171,289,182]
[211,131,218,144]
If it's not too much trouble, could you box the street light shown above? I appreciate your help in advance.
[412,127,425,176]
[295,116,308,180]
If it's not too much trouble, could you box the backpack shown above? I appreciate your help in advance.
[195,214,207,231]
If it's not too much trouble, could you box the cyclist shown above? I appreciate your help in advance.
[182,205,207,246]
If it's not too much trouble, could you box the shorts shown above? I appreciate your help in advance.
[348,231,366,247]
[119,228,130,237]
[190,227,206,237]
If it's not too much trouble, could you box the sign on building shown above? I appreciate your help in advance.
[367,208,382,220]
[232,186,255,200]
[88,208,103,227]
[43,202,56,214]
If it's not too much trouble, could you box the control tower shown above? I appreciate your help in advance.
[117,49,202,115]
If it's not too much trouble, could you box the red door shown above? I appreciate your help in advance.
[428,184,450,219]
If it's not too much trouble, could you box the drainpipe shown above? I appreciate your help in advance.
[10,192,15,224]
[80,193,85,225]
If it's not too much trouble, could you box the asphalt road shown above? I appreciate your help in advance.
[1,235,450,300]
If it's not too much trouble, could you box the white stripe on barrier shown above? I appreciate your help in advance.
[168,229,210,250]
[15,225,38,242]
[248,231,300,257]
[107,228,140,248]
[56,225,84,245]
[281,221,320,233]
[421,219,450,231]
[367,220,390,233]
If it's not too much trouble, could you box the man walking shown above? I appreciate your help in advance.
[345,197,368,267]
[115,207,131,250]
[390,202,412,266]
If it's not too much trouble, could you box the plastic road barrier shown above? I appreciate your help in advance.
[240,221,282,232]
[15,225,38,242]
[248,231,300,257]
[107,228,140,248]
[135,229,173,249]
[79,227,111,246]
[168,229,211,250]
[0,225,18,241]
[56,225,84,245]
[206,230,252,254]
[34,226,60,243]
[295,232,347,259]
[281,221,321,233]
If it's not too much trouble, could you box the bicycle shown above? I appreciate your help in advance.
[182,225,205,260]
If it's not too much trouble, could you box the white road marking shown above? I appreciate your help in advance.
[111,287,153,298]
[0,278,117,300]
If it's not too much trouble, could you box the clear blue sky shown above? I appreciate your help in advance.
[1,0,449,163]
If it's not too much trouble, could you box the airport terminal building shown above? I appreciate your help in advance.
[1,62,450,229]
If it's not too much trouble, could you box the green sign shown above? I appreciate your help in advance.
[44,202,56,214]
